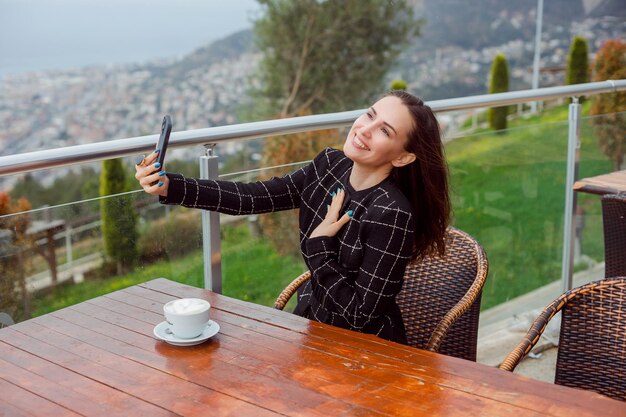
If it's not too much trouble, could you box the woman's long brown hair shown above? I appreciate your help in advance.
[386,90,451,260]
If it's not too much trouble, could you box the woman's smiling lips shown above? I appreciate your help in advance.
[352,134,371,151]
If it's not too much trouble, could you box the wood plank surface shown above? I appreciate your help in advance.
[82,291,544,416]
[0,375,82,417]
[115,287,566,415]
[0,341,173,417]
[1,278,624,417]
[574,170,626,195]
[138,278,624,416]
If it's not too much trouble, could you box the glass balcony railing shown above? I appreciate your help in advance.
[1,82,624,328]
[576,110,625,272]
[0,139,329,321]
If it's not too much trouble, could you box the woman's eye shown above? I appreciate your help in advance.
[381,127,390,137]
[366,112,373,120]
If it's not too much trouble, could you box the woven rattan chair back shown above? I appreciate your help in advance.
[273,227,489,362]
[499,277,626,402]
[602,193,626,278]
[397,227,488,361]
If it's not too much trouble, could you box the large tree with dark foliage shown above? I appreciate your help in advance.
[253,0,419,117]
[251,0,420,256]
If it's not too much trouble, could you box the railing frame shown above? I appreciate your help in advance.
[199,144,222,293]
[562,98,581,291]
[1,80,625,294]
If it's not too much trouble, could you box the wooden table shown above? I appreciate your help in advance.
[0,278,622,416]
[573,170,626,196]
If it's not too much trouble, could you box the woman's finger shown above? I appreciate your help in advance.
[326,211,353,236]
[143,150,159,166]
[143,175,169,196]
[139,171,161,187]
[135,159,163,181]
[337,211,352,226]
[328,188,345,217]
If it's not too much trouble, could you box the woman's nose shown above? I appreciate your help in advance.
[358,122,374,136]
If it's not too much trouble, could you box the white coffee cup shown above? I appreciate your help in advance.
[163,298,211,339]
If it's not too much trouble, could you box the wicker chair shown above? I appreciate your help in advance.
[499,277,626,402]
[274,227,489,361]
[602,193,626,278]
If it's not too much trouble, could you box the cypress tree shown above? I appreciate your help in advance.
[488,53,509,131]
[566,36,589,85]
[566,36,589,103]
[100,158,138,274]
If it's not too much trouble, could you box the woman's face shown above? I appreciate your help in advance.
[343,95,416,171]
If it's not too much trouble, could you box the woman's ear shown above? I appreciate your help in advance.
[391,152,416,168]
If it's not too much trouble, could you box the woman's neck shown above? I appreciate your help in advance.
[349,163,392,191]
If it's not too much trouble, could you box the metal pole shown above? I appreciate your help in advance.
[561,97,581,292]
[65,225,73,274]
[199,144,222,293]
[531,0,544,113]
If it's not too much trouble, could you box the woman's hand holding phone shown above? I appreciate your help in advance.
[135,150,169,197]
[135,115,172,197]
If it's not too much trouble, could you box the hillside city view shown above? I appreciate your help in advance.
[1,1,624,193]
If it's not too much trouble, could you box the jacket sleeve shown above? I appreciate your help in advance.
[304,206,413,330]
[159,164,310,215]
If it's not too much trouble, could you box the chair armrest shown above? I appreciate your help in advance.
[497,278,620,372]
[498,304,558,372]
[273,271,311,310]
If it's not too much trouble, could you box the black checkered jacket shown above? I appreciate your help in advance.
[161,148,413,344]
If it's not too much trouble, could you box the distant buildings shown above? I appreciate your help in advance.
[0,13,623,178]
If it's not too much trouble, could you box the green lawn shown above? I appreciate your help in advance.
[447,103,611,308]
[31,223,305,317]
[30,102,613,316]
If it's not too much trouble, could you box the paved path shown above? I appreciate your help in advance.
[25,253,103,293]
[477,263,605,382]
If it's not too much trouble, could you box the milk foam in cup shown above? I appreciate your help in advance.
[163,298,210,339]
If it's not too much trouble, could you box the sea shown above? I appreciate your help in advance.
[0,0,259,77]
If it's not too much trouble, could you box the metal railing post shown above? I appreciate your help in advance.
[65,225,73,276]
[561,97,581,292]
[199,144,222,293]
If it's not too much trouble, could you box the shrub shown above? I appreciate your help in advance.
[590,39,626,170]
[390,79,408,91]
[138,210,203,262]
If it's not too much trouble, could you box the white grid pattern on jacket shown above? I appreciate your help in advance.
[161,148,414,343]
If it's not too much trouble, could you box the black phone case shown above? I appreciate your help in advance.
[156,115,172,167]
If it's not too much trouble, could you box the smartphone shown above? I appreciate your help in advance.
[155,115,172,167]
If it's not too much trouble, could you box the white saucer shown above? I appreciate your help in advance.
[153,320,220,346]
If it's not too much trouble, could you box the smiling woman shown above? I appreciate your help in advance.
[343,96,416,189]
[0,0,260,75]
[134,89,451,345]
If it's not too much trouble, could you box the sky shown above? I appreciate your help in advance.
[0,0,260,76]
